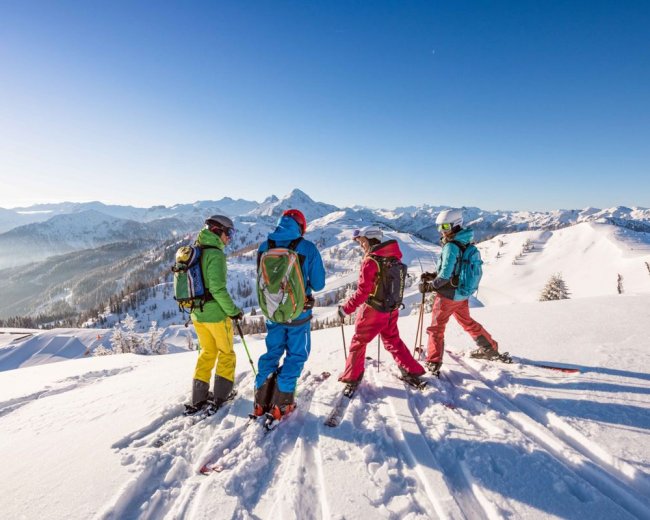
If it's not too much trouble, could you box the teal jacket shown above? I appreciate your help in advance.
[191,228,241,323]
[433,227,473,301]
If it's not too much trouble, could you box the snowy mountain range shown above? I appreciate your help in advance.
[1,188,649,322]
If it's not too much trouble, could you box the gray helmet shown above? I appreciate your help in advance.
[205,215,235,236]
[353,225,383,241]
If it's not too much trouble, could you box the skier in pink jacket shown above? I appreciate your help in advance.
[338,226,425,392]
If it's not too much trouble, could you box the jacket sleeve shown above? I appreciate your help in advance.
[432,243,461,289]
[205,249,240,316]
[342,256,379,315]
[306,242,326,292]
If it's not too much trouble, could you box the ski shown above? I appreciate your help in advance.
[324,384,358,428]
[453,349,580,374]
[151,391,238,449]
[198,417,259,474]
[526,363,580,374]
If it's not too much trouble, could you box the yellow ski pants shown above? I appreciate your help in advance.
[192,319,236,384]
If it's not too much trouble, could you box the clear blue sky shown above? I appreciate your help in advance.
[1,1,648,211]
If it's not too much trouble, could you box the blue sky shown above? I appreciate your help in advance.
[1,1,648,211]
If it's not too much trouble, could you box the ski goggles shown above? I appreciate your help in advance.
[207,224,236,238]
[352,229,362,239]
[437,223,453,232]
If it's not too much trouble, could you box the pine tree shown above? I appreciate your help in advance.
[539,273,571,301]
[617,274,624,294]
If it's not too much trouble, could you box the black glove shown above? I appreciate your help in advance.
[230,310,244,321]
[418,281,435,294]
[337,306,347,320]
[421,271,437,282]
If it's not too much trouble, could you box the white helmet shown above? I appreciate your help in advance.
[435,208,463,228]
[353,225,383,241]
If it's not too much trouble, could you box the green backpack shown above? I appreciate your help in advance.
[257,238,306,323]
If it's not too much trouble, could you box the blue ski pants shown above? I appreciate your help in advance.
[255,320,311,393]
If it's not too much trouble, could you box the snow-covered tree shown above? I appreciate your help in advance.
[617,274,624,294]
[148,321,168,354]
[539,273,571,301]
[109,314,146,354]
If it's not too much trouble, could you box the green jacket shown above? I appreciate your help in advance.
[191,228,241,323]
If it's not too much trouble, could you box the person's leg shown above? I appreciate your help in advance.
[452,300,499,352]
[191,320,218,405]
[275,321,312,393]
[425,295,455,363]
[207,319,236,403]
[380,312,425,375]
[338,305,383,383]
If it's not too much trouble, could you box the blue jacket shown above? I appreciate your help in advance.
[432,227,474,301]
[257,215,326,321]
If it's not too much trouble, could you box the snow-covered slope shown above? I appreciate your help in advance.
[477,222,650,305]
[1,294,649,519]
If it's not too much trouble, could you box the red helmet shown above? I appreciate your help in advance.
[282,209,307,235]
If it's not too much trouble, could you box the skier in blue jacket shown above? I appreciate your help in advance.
[253,209,326,420]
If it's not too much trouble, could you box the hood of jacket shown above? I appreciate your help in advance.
[442,227,473,246]
[369,239,402,260]
[268,215,302,243]
[196,228,226,249]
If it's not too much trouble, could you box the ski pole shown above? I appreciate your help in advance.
[417,293,426,360]
[340,321,348,361]
[413,293,424,357]
[377,336,381,372]
[235,320,257,376]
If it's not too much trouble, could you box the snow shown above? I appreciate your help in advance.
[1,293,650,519]
[2,209,650,518]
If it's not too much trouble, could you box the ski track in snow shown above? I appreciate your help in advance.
[0,366,134,418]
[458,353,650,496]
[184,371,329,520]
[444,351,650,519]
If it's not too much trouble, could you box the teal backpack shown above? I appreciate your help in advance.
[451,241,483,299]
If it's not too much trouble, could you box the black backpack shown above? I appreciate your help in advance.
[366,255,408,312]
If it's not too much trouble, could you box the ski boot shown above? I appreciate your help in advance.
[342,381,359,398]
[266,389,296,429]
[251,372,278,418]
[425,361,442,378]
[398,368,428,390]
[469,345,501,361]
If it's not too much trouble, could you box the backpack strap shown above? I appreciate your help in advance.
[448,240,468,285]
[287,237,303,251]
[196,244,217,303]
